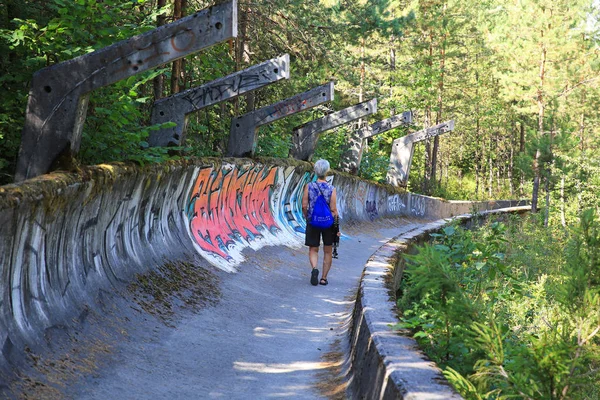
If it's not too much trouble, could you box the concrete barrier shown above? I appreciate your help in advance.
[0,157,527,382]
[348,206,530,399]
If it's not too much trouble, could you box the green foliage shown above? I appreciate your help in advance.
[331,0,413,38]
[255,123,292,158]
[79,68,184,166]
[0,0,599,205]
[430,171,479,201]
[396,213,600,399]
[184,103,231,158]
[396,221,508,373]
[312,125,349,168]
[357,136,392,183]
[0,0,169,181]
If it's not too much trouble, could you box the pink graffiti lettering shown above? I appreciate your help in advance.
[188,166,279,259]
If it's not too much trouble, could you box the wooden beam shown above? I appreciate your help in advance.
[339,111,413,174]
[226,81,334,157]
[387,120,455,187]
[149,54,289,147]
[15,0,238,181]
[289,98,377,161]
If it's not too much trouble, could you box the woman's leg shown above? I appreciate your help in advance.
[322,245,333,280]
[309,246,319,269]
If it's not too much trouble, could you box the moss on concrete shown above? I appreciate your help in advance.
[0,156,403,212]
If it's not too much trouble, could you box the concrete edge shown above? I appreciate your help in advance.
[348,206,531,399]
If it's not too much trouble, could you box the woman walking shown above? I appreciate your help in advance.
[302,159,338,286]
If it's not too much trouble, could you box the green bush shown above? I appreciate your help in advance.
[395,212,600,399]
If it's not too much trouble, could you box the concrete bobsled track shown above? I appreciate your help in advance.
[0,158,526,398]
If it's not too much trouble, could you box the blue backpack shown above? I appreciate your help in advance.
[310,183,334,229]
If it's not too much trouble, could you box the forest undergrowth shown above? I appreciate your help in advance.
[395,210,600,399]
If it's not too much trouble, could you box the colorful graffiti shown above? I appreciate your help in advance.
[187,165,279,261]
[278,168,311,234]
[184,162,433,270]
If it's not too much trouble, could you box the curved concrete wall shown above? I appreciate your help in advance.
[0,158,526,375]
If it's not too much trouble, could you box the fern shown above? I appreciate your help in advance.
[395,212,600,399]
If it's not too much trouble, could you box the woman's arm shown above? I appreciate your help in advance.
[330,188,338,217]
[302,184,309,218]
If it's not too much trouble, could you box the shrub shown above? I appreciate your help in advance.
[395,212,600,399]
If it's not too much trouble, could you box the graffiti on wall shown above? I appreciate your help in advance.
[335,185,348,220]
[186,164,280,263]
[365,187,378,221]
[182,162,434,270]
[277,168,311,234]
[411,196,426,217]
[387,194,406,213]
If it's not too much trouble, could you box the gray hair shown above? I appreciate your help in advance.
[314,159,330,178]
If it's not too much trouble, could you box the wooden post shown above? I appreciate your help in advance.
[339,111,412,174]
[289,98,377,161]
[226,81,334,157]
[15,0,238,181]
[149,54,289,147]
[387,120,455,187]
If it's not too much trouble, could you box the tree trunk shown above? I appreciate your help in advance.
[578,108,585,213]
[422,31,434,195]
[531,40,547,213]
[509,120,515,197]
[431,4,447,190]
[488,138,493,198]
[544,174,550,227]
[438,150,444,187]
[544,119,555,227]
[431,139,440,190]
[423,109,432,194]
[496,159,501,195]
[474,56,481,198]
[152,0,167,100]
[170,0,186,94]
[532,151,542,212]
[356,36,366,162]
[560,175,566,227]
[495,132,500,193]
[445,157,449,186]
[475,146,480,197]
[359,37,365,103]
[519,118,525,197]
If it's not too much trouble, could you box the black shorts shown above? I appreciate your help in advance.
[305,223,334,247]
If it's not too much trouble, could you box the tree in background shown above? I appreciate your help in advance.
[484,0,600,218]
[0,0,599,223]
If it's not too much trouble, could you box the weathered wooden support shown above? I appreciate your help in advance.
[15,0,238,182]
[226,81,334,157]
[289,98,377,161]
[149,54,289,147]
[387,120,455,187]
[339,111,413,174]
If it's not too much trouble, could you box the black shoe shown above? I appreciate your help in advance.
[310,268,319,286]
